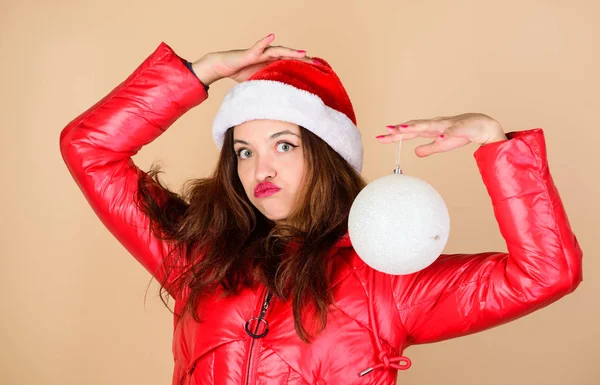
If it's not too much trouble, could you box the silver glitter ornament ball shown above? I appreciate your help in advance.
[348,174,450,275]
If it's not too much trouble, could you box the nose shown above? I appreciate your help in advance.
[254,152,277,181]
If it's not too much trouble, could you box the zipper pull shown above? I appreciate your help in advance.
[245,291,273,339]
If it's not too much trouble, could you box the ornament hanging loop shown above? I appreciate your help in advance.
[393,138,403,174]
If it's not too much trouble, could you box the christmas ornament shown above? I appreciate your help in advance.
[348,139,450,275]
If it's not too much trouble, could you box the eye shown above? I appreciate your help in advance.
[237,148,252,159]
[277,142,297,152]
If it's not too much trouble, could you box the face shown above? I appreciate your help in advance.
[233,120,306,225]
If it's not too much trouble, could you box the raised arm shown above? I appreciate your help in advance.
[60,35,315,298]
[59,42,208,295]
[389,128,583,345]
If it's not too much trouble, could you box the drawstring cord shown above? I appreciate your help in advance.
[358,268,412,377]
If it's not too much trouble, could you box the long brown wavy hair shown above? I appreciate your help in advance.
[135,125,366,342]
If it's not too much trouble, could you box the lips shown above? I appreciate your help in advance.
[254,182,281,198]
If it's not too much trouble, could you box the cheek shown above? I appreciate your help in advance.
[237,165,252,193]
[289,155,306,190]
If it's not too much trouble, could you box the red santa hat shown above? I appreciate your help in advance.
[212,57,364,172]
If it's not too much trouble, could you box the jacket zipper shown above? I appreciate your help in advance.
[243,289,273,385]
[179,360,197,385]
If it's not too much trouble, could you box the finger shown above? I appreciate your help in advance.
[385,124,439,136]
[387,118,451,135]
[414,135,470,157]
[375,132,423,143]
[263,45,308,59]
[285,56,316,64]
[414,138,445,157]
[252,55,314,67]
[263,54,314,64]
[252,33,276,52]
[379,125,440,140]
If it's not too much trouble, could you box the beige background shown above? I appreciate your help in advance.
[1,0,598,384]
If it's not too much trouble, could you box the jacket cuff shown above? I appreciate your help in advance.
[180,57,210,93]
[473,128,548,202]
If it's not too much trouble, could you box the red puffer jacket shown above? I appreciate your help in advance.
[59,42,583,385]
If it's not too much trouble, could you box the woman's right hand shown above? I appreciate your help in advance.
[191,34,313,86]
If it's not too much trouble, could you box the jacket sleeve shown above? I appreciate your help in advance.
[59,42,208,295]
[390,128,583,345]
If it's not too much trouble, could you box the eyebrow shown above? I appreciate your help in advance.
[233,130,300,145]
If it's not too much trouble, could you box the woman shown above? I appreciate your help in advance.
[59,34,583,385]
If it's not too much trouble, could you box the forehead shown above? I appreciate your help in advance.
[233,120,301,141]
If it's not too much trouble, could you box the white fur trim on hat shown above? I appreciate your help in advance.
[212,80,363,172]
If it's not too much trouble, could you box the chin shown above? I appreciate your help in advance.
[251,199,292,224]
[266,213,288,223]
[261,209,289,224]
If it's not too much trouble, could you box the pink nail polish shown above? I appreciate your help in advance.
[386,125,396,129]
[376,135,386,139]
[298,50,306,54]
[400,124,409,128]
[439,134,445,139]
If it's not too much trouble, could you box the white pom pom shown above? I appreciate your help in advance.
[348,174,450,275]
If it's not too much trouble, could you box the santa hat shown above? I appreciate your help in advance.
[212,57,363,172]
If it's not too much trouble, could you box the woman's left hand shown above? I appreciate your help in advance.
[377,113,508,157]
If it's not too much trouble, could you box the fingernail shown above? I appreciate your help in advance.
[386,125,396,129]
[267,33,274,38]
[376,135,386,139]
[297,50,306,54]
[439,134,445,139]
[312,58,320,64]
[400,124,409,128]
